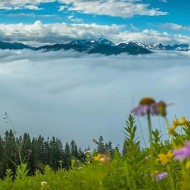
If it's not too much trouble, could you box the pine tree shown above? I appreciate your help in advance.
[4,130,17,173]
[97,136,105,153]
[49,137,63,170]
[70,140,78,158]
[63,142,71,169]
[0,136,5,178]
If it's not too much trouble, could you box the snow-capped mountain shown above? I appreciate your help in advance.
[124,40,189,51]
[0,39,189,55]
[37,38,151,55]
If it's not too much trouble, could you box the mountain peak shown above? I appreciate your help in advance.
[67,39,88,46]
[96,38,114,46]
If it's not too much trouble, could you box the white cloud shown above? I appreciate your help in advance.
[67,15,83,23]
[0,0,54,10]
[0,21,190,46]
[159,0,168,2]
[58,0,168,18]
[0,21,121,46]
[162,23,190,31]
[59,5,67,11]
[24,4,43,10]
[0,0,168,17]
[129,23,139,31]
[114,29,190,44]
[6,13,61,20]
[0,50,190,148]
[162,23,183,30]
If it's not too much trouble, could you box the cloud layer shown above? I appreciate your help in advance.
[0,0,54,10]
[162,23,190,31]
[1,21,190,46]
[59,0,168,18]
[0,0,167,18]
[0,21,121,46]
[0,50,190,148]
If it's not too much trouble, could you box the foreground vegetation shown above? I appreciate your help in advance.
[1,97,190,189]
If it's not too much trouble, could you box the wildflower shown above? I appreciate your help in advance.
[169,117,188,136]
[131,97,168,117]
[84,150,92,155]
[172,119,178,128]
[93,153,101,161]
[100,153,111,163]
[168,126,177,136]
[179,117,188,126]
[156,150,173,165]
[186,160,190,169]
[152,171,168,181]
[157,101,167,117]
[173,142,190,160]
[139,97,156,105]
[41,181,47,186]
[93,153,110,164]
[131,97,159,116]
[172,117,188,128]
[145,155,151,160]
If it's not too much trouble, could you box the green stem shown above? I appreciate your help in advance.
[164,116,176,147]
[147,113,154,176]
[164,116,170,129]
[147,113,152,148]
[167,165,175,190]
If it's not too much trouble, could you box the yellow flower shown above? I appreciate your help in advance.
[173,119,179,127]
[152,170,160,175]
[186,160,190,169]
[172,117,188,128]
[93,153,111,164]
[156,150,173,165]
[93,153,101,161]
[168,127,177,136]
[179,117,187,126]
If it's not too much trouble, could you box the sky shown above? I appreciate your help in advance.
[0,0,190,46]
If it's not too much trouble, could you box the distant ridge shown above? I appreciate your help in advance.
[0,39,189,55]
[36,38,151,55]
[0,41,35,50]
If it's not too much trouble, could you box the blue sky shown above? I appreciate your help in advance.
[0,0,190,46]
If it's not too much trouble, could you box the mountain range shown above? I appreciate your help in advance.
[0,38,189,55]
[0,41,35,50]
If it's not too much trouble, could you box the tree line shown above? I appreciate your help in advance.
[0,130,116,179]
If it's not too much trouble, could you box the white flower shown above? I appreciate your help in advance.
[41,181,47,186]
[84,150,92,155]
[145,155,151,160]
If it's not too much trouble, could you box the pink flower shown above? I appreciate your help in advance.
[131,97,168,116]
[131,103,159,116]
[155,172,168,181]
[131,97,159,116]
[173,142,190,160]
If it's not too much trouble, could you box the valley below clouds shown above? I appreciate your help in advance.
[0,50,189,148]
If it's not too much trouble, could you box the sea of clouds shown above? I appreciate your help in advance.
[0,49,190,149]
